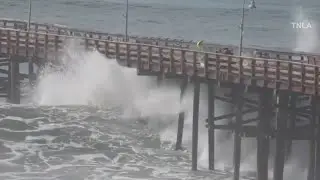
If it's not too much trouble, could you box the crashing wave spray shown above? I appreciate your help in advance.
[30,39,257,176]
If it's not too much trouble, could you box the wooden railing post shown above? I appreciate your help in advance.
[44,33,48,59]
[159,47,163,73]
[276,55,280,90]
[148,46,152,71]
[85,34,89,50]
[263,60,268,87]
[35,31,39,58]
[203,53,208,78]
[251,57,256,86]
[239,57,243,83]
[170,49,175,73]
[193,52,197,77]
[314,67,319,95]
[181,50,186,74]
[288,63,292,91]
[137,44,141,71]
[104,41,109,57]
[227,56,232,81]
[126,43,130,67]
[215,54,220,85]
[25,30,29,57]
[95,39,99,52]
[15,31,19,55]
[115,43,119,60]
[6,30,10,54]
[3,20,7,28]
[54,35,59,61]
[35,24,38,33]
[301,64,305,93]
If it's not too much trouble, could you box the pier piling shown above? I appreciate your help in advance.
[285,94,297,161]
[8,56,20,104]
[176,77,188,150]
[233,84,244,180]
[257,88,272,180]
[273,91,289,180]
[192,77,200,171]
[208,80,215,170]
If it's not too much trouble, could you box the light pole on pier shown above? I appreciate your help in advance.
[239,0,256,56]
[27,0,32,31]
[125,0,129,42]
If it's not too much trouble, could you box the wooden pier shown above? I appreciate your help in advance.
[1,19,320,180]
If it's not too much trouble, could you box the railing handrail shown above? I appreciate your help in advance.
[1,27,320,68]
[2,18,320,58]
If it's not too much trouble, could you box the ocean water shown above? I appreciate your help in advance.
[0,0,319,180]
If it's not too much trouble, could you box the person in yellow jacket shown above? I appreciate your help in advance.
[196,40,205,67]
[196,40,204,51]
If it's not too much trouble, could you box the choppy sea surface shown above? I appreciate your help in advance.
[0,0,319,180]
[0,105,227,180]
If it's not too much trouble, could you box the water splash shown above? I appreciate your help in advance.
[29,39,251,175]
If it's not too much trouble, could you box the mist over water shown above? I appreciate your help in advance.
[293,6,319,52]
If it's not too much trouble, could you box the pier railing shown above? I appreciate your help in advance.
[0,18,193,48]
[0,28,319,95]
[1,18,320,65]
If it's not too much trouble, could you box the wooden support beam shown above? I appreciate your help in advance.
[242,117,258,124]
[208,80,215,170]
[285,94,297,161]
[208,107,258,122]
[192,76,200,171]
[257,89,273,180]
[233,84,245,180]
[214,95,257,109]
[176,77,188,150]
[273,90,289,180]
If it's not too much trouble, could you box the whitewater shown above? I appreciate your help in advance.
[0,0,319,180]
